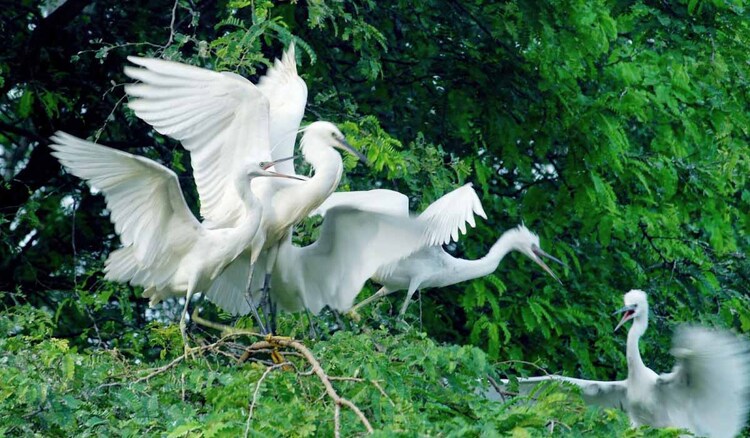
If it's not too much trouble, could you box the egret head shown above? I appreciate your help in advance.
[302,121,369,164]
[614,289,649,331]
[236,160,304,190]
[511,225,564,283]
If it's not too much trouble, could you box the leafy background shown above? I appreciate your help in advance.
[1,0,748,435]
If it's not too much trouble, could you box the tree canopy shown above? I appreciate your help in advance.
[1,0,749,435]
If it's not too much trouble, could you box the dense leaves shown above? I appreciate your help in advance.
[1,0,749,435]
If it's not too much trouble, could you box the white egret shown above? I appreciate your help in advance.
[49,132,299,352]
[266,207,433,315]
[123,51,366,328]
[256,42,308,176]
[496,290,750,438]
[233,187,496,322]
[315,185,563,316]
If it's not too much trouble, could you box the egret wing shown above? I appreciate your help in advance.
[311,189,409,218]
[203,253,254,316]
[257,43,308,175]
[124,57,271,226]
[289,206,428,313]
[49,132,202,268]
[654,325,750,438]
[418,183,487,246]
[497,375,627,410]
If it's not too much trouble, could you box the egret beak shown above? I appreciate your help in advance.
[530,244,564,284]
[265,170,305,181]
[613,304,637,332]
[336,137,370,166]
[260,155,300,171]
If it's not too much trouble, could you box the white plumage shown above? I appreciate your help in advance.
[49,132,297,351]
[123,48,367,323]
[496,290,750,438]
[313,184,563,315]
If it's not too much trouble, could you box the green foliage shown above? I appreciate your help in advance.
[0,306,650,436]
[2,0,749,435]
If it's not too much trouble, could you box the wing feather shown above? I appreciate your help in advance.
[418,183,487,246]
[50,132,201,268]
[311,189,410,218]
[124,56,272,226]
[257,43,308,175]
[655,325,750,438]
[203,253,254,316]
[281,207,428,314]
[496,375,627,410]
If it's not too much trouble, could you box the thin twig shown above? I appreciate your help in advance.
[244,362,286,438]
[249,340,374,434]
[190,313,374,434]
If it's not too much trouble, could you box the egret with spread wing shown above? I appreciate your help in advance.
[316,184,563,316]
[123,50,366,329]
[49,132,298,353]
[496,290,750,438]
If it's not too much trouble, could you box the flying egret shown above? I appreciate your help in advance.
[496,290,750,437]
[314,185,564,316]
[265,206,433,316]
[123,51,366,330]
[49,132,299,353]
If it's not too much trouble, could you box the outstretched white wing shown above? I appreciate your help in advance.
[49,132,202,268]
[655,325,750,438]
[312,184,487,246]
[124,57,271,227]
[279,206,429,314]
[419,183,487,246]
[257,43,308,175]
[495,375,627,410]
[311,189,409,218]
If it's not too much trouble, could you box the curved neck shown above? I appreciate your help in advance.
[626,313,648,377]
[448,231,519,284]
[281,140,343,221]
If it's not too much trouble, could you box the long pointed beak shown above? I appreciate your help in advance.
[613,304,637,331]
[265,170,305,181]
[261,155,300,170]
[531,245,564,284]
[337,138,370,166]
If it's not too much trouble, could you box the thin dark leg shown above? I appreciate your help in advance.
[260,273,272,333]
[331,309,349,331]
[269,298,278,335]
[245,290,267,334]
[305,308,319,339]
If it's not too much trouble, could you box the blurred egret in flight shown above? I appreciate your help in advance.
[496,290,750,438]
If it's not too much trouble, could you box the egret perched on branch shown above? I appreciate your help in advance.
[496,290,750,438]
[49,132,299,353]
[123,48,367,328]
[315,185,564,316]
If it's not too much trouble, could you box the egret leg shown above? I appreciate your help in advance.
[269,297,278,335]
[398,283,420,316]
[244,290,267,335]
[259,272,273,334]
[331,309,349,331]
[180,288,196,358]
[305,308,319,339]
[348,286,391,314]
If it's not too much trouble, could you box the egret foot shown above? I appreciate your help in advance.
[180,319,196,359]
[345,309,361,323]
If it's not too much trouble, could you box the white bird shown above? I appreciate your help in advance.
[267,206,433,315]
[496,290,750,438]
[49,132,299,352]
[123,50,367,325]
[314,184,563,316]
